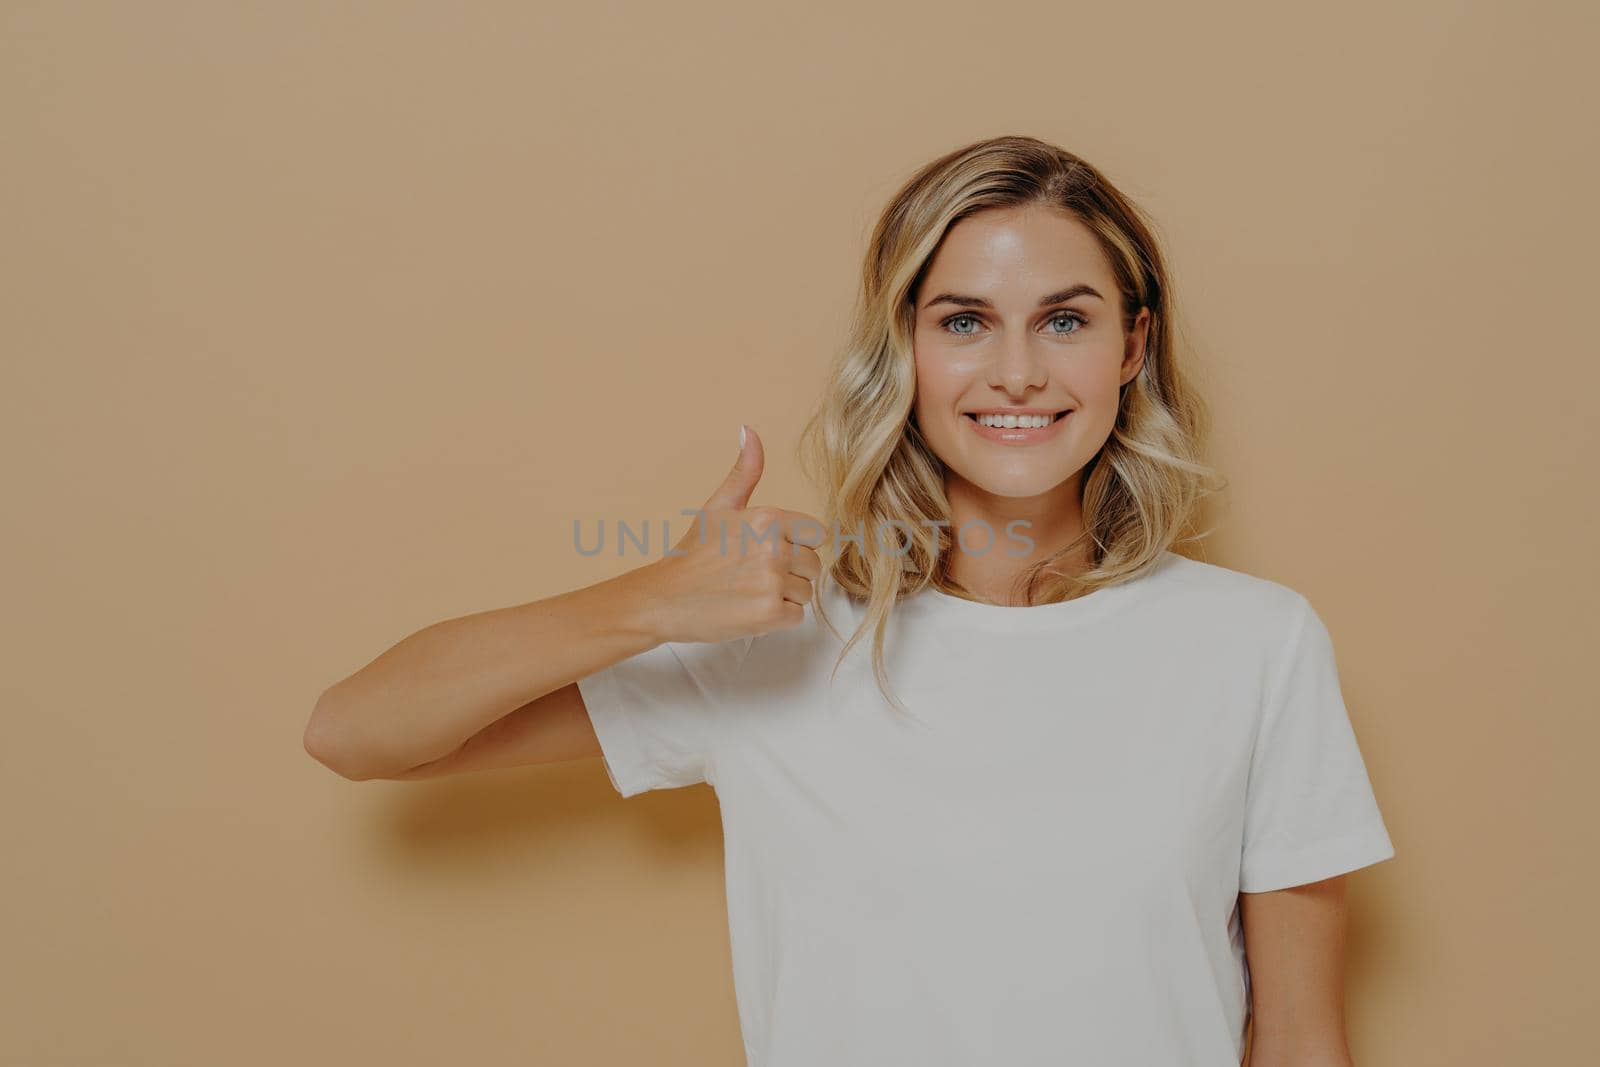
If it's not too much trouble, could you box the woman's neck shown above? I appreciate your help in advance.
[941,475,1090,606]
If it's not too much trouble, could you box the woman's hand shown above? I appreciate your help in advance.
[634,425,825,645]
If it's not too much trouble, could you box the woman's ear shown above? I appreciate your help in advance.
[1122,306,1152,385]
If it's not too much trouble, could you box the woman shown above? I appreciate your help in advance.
[305,135,1396,1066]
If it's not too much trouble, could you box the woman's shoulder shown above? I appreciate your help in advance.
[1151,550,1313,630]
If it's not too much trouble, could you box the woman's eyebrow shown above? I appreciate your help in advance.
[920,284,1105,310]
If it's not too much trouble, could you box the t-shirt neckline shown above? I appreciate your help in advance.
[905,550,1174,631]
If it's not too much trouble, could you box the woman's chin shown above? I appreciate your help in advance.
[949,464,1085,502]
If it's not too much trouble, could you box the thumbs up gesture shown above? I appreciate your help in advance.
[637,425,826,645]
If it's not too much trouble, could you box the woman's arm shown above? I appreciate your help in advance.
[1238,875,1356,1067]
[383,680,600,780]
[304,430,821,782]
[303,566,666,781]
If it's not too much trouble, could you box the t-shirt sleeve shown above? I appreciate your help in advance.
[1239,596,1397,893]
[575,633,757,798]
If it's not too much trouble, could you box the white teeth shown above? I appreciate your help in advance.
[975,412,1056,428]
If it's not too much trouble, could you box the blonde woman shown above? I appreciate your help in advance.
[305,135,1396,1066]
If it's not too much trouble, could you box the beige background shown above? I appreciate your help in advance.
[3,2,1594,1064]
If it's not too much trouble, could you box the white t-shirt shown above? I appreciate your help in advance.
[577,549,1396,1066]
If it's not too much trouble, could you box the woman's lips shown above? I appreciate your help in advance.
[962,411,1071,444]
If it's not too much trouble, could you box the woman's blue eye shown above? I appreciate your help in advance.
[938,311,1086,336]
[1046,312,1086,335]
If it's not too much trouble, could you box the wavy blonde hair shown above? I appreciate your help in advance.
[795,134,1226,719]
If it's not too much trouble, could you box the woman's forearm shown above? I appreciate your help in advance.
[304,565,667,780]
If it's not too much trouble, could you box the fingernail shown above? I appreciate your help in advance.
[738,424,747,450]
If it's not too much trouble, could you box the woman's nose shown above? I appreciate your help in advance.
[989,334,1049,393]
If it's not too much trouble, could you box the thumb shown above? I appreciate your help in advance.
[702,423,764,513]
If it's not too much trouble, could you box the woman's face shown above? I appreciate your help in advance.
[911,203,1149,503]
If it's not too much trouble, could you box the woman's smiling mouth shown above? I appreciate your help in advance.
[961,408,1072,442]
